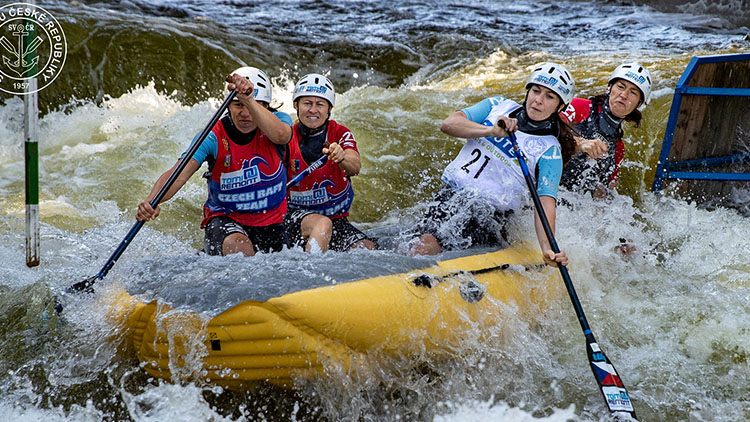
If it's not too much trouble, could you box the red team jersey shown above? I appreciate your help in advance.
[202,119,288,228]
[286,120,358,219]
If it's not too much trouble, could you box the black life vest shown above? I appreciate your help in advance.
[560,98,623,193]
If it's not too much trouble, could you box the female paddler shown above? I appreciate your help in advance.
[560,62,653,197]
[136,67,293,256]
[285,73,376,252]
[411,63,577,267]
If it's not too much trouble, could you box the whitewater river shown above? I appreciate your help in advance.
[1,1,749,420]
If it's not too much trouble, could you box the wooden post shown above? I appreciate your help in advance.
[24,11,40,267]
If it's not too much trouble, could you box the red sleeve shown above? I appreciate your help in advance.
[559,98,591,125]
[330,121,358,152]
[609,139,625,184]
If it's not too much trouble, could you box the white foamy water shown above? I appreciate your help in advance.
[3,71,749,422]
[1,1,749,420]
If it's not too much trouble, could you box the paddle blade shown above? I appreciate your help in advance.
[587,338,637,420]
[69,275,101,294]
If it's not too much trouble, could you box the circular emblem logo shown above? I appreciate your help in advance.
[0,3,67,95]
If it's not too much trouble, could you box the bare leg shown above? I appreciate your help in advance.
[222,232,256,256]
[411,233,442,256]
[349,238,377,251]
[300,214,333,253]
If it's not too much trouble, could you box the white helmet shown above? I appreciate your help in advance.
[293,73,336,107]
[227,66,272,103]
[525,62,575,106]
[608,62,652,106]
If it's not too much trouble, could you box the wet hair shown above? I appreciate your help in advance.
[593,92,642,127]
[258,101,283,113]
[554,115,577,165]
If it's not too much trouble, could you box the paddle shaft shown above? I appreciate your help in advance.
[507,131,636,419]
[287,155,328,188]
[78,91,237,289]
[510,133,590,334]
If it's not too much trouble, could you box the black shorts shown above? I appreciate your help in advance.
[412,184,511,250]
[284,208,372,252]
[204,215,287,255]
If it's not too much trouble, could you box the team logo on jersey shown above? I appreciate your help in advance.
[221,137,230,151]
[289,185,329,206]
[224,154,231,168]
[210,155,286,212]
[289,178,353,216]
[220,160,260,190]
[523,137,548,156]
[561,103,576,123]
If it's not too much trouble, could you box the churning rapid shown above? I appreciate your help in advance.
[1,0,749,421]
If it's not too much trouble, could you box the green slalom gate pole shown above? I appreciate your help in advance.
[24,12,40,267]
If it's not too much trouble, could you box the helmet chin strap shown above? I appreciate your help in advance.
[298,118,330,138]
[601,94,625,125]
[294,100,331,136]
[514,106,559,136]
[518,91,557,134]
[589,94,624,138]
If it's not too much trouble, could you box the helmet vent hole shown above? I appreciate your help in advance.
[548,67,556,73]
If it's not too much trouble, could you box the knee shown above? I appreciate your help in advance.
[223,233,255,256]
[315,217,332,235]
[412,234,441,256]
[305,215,332,238]
[350,238,377,251]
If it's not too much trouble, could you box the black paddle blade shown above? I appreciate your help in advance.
[53,275,100,315]
[69,275,101,294]
[587,337,638,420]
[53,297,64,314]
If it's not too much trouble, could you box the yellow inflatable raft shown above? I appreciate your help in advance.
[106,244,555,389]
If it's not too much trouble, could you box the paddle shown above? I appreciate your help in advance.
[507,130,638,420]
[287,154,328,188]
[69,89,238,293]
[69,93,328,295]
